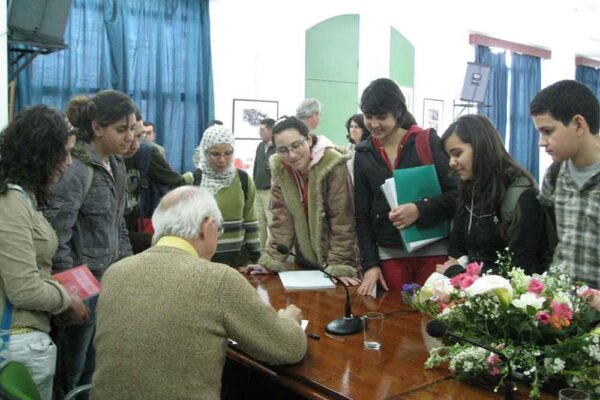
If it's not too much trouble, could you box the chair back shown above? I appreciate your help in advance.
[0,361,41,400]
[63,384,92,400]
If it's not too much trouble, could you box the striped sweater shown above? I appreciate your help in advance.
[212,170,261,267]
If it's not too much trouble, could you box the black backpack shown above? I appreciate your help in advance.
[500,163,560,272]
[134,143,170,218]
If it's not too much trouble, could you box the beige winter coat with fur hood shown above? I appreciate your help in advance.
[258,146,359,277]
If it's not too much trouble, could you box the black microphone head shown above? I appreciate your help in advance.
[276,244,290,255]
[426,320,448,338]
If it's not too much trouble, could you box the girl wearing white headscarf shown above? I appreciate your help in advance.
[194,125,261,267]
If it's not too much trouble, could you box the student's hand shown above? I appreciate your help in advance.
[436,258,458,274]
[278,304,303,323]
[66,293,90,325]
[335,276,361,287]
[389,203,420,229]
[357,267,388,296]
[238,264,274,275]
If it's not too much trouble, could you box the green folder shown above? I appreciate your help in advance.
[393,165,450,252]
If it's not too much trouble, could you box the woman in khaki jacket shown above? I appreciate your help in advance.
[0,105,88,399]
[245,116,360,286]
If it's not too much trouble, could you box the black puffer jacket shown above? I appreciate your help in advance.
[353,128,458,271]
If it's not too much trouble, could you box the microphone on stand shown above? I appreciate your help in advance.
[276,244,362,335]
[426,320,515,400]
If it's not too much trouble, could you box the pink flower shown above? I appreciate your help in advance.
[450,273,479,290]
[527,279,544,295]
[486,354,499,365]
[551,301,573,321]
[486,353,501,376]
[465,262,483,276]
[535,311,551,325]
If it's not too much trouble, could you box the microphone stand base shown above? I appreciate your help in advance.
[325,316,362,335]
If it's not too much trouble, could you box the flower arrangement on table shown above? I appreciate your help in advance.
[402,256,600,398]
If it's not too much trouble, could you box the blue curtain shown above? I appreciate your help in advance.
[475,45,508,142]
[576,65,600,100]
[509,53,541,181]
[13,0,213,173]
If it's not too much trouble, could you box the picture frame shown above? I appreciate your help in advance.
[422,98,444,133]
[232,99,279,139]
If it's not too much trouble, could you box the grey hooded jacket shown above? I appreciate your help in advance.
[45,141,132,279]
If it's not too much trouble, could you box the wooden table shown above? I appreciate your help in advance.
[226,274,556,400]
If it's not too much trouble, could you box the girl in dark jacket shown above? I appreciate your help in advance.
[354,78,458,295]
[436,114,543,277]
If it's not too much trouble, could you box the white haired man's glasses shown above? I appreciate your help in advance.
[213,220,224,236]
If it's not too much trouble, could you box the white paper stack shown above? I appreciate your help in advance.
[278,270,336,291]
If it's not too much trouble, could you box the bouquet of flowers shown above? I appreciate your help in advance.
[402,256,600,398]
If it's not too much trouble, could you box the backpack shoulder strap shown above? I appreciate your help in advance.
[6,184,34,211]
[238,169,249,202]
[500,178,531,223]
[411,127,433,165]
[83,164,94,202]
[193,169,203,186]
[547,161,562,194]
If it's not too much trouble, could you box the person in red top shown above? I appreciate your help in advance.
[353,78,458,295]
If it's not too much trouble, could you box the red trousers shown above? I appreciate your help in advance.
[381,255,447,290]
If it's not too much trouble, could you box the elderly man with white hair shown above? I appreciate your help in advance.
[91,186,307,400]
[296,98,321,133]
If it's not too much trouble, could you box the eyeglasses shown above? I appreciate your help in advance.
[213,221,224,236]
[207,150,234,159]
[276,138,306,156]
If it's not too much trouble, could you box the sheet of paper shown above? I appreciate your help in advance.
[279,270,336,291]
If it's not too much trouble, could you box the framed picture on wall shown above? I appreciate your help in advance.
[422,98,444,133]
[233,138,261,175]
[232,99,279,139]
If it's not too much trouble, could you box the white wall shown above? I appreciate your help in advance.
[0,1,8,129]
[210,0,598,179]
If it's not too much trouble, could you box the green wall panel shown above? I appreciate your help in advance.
[389,28,415,88]
[305,14,359,145]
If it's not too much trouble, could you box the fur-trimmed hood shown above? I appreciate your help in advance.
[259,146,358,277]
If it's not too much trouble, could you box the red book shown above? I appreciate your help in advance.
[52,265,101,300]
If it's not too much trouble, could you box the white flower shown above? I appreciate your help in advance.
[511,292,546,311]
[431,278,454,298]
[418,273,453,303]
[465,275,514,306]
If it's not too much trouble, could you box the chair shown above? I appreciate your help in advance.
[0,361,41,400]
[63,384,91,400]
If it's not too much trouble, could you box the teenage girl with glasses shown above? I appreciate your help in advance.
[244,116,360,286]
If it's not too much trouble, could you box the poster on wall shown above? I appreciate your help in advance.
[233,138,261,175]
[422,98,444,134]
[232,99,279,139]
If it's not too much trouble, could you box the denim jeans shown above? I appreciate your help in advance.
[8,331,57,400]
[54,296,97,396]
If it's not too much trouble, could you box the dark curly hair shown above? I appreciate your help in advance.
[66,90,136,142]
[272,115,317,150]
[0,105,73,204]
[345,113,371,144]
[360,78,417,129]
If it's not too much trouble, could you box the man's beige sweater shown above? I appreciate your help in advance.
[91,245,307,400]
